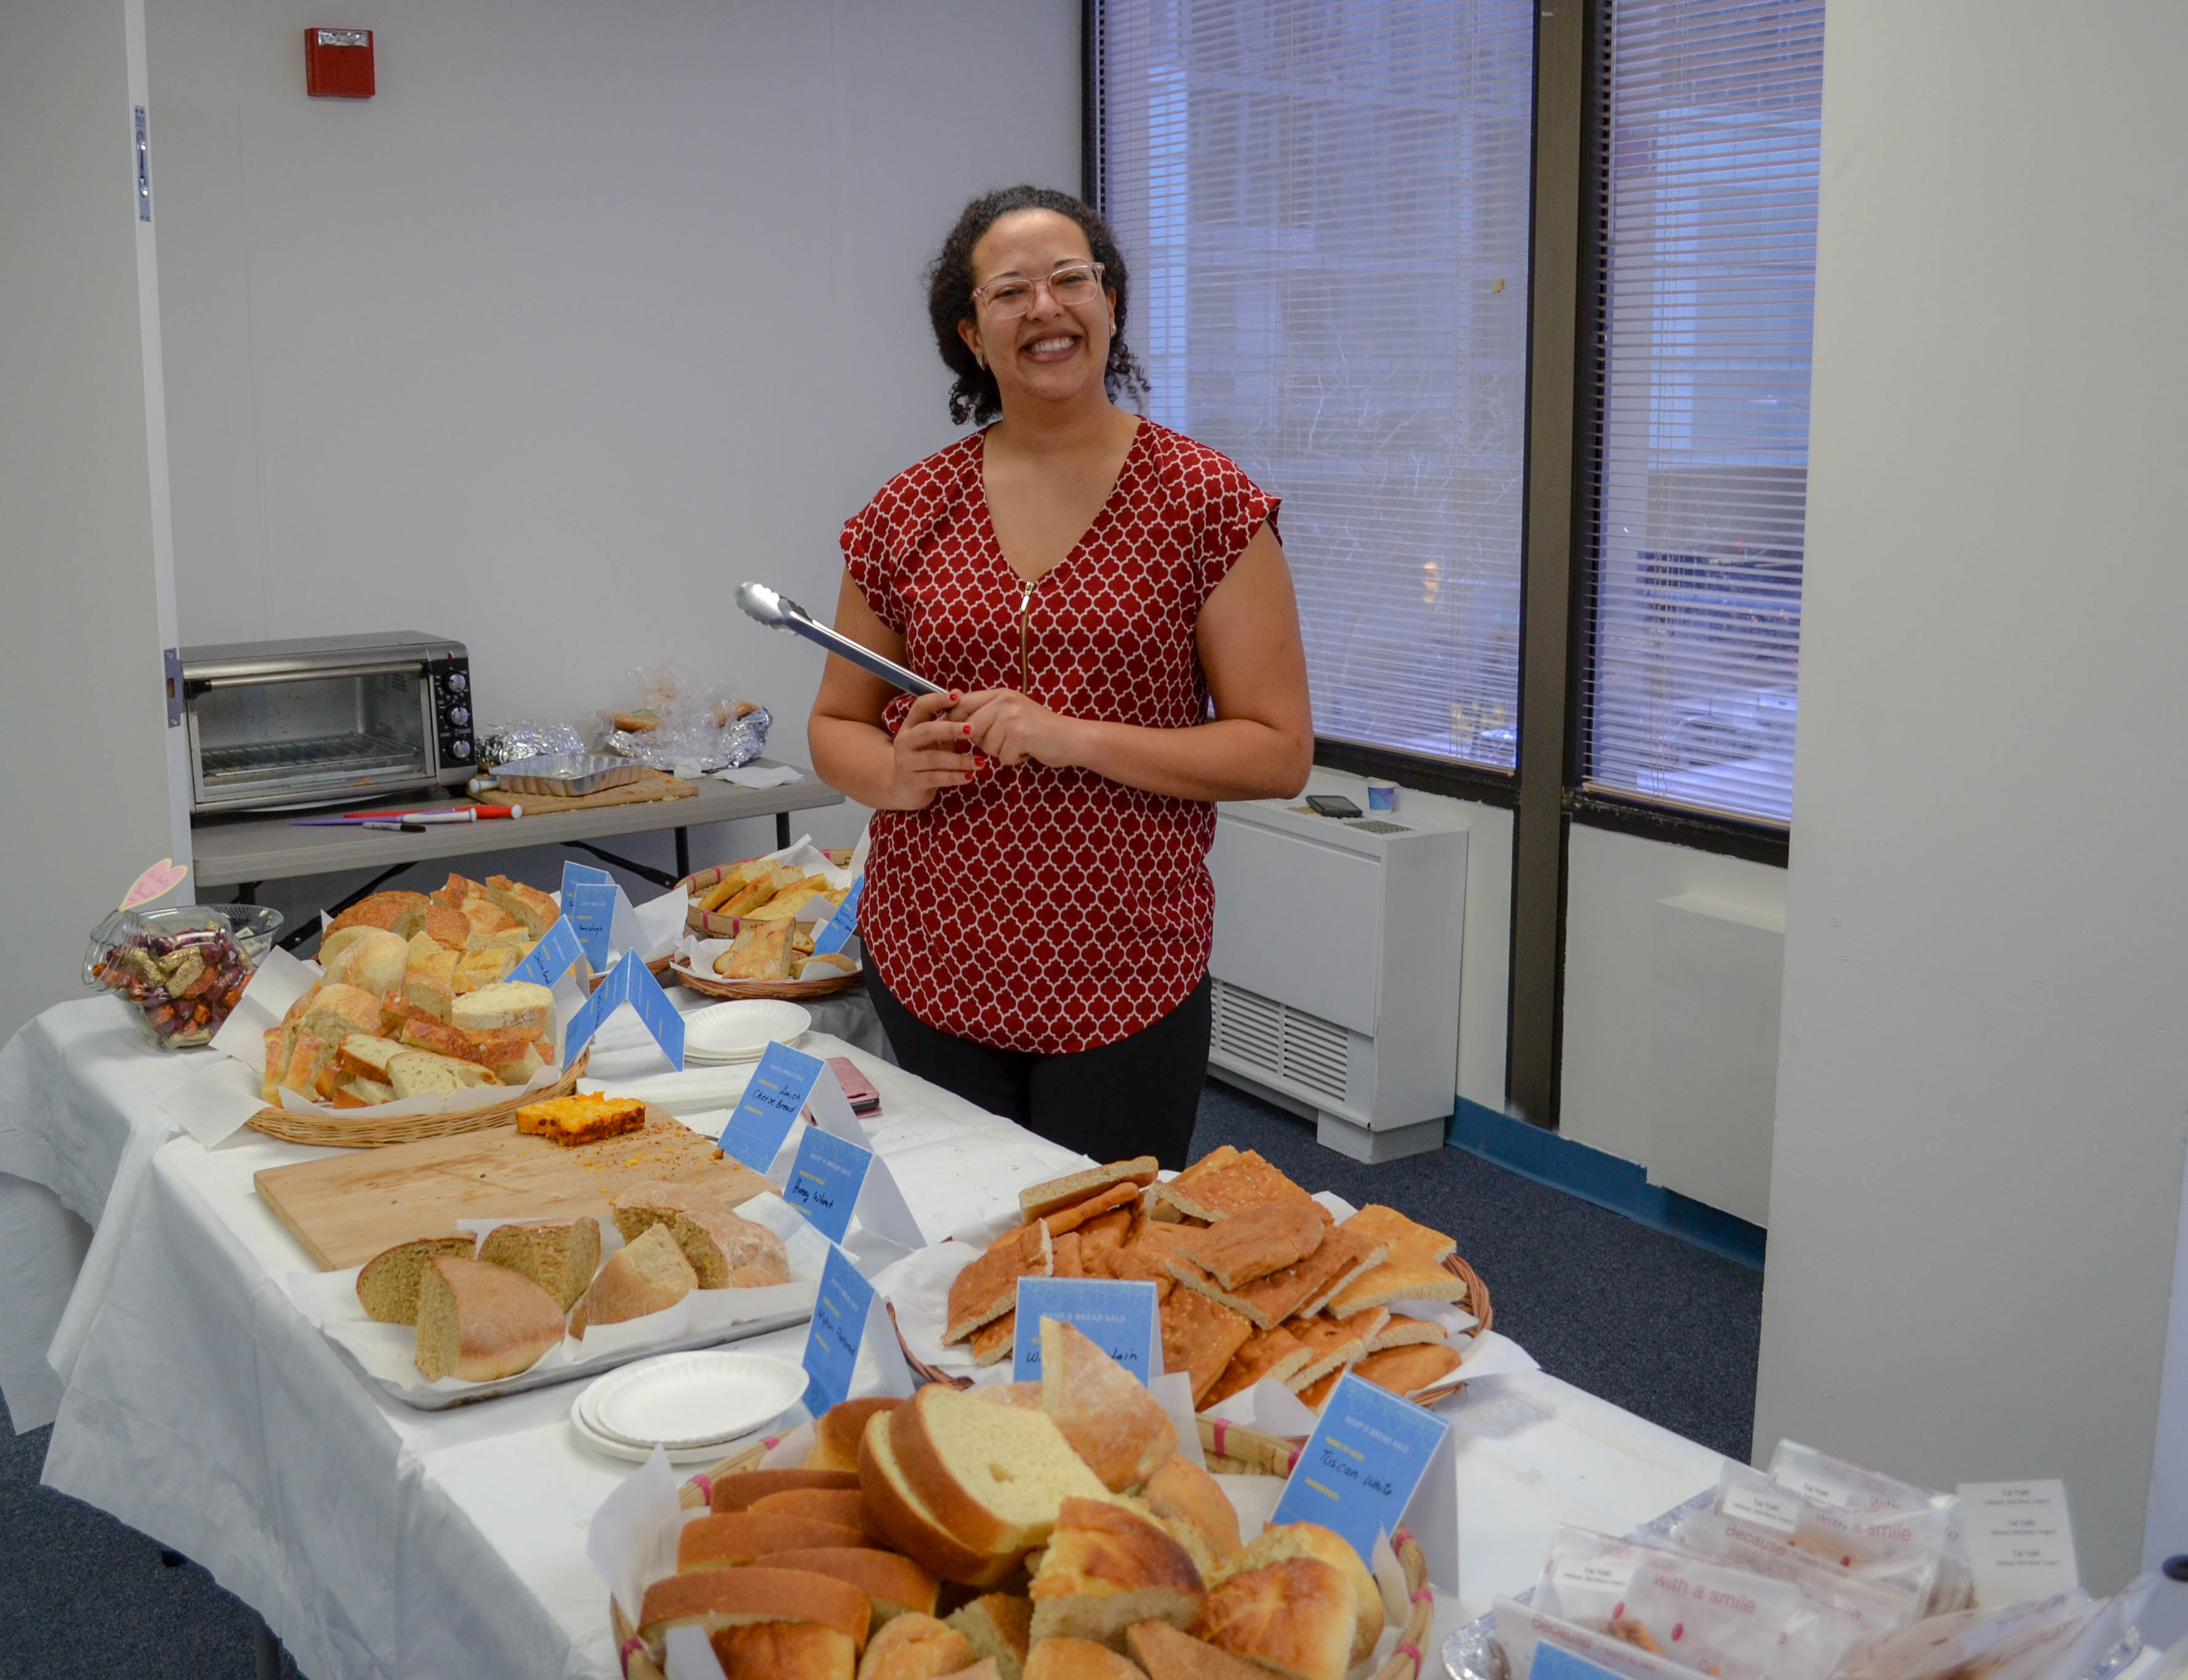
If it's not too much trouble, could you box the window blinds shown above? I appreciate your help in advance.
[1095,0,1535,768]
[1581,0,1824,825]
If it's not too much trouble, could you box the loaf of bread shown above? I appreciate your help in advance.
[764,1548,939,1630]
[1124,1618,1273,1680]
[944,1595,1032,1680]
[412,1254,565,1382]
[1169,1200,1325,1290]
[1028,1498,1204,1650]
[637,1564,873,1650]
[570,1224,695,1334]
[708,1467,861,1511]
[1021,1638,1146,1679]
[355,1235,477,1325]
[854,1611,971,1680]
[890,1383,1109,1557]
[1037,1317,1175,1493]
[1197,1557,1356,1680]
[1215,1524,1382,1665]
[712,1620,857,1680]
[806,1397,907,1473]
[678,1511,870,1569]
[1137,1454,1241,1572]
[945,1224,1053,1344]
[517,1093,645,1146]
[858,1409,1028,1589]
[452,979,553,1035]
[1018,1158,1159,1224]
[477,1216,601,1311]
[612,1179,791,1287]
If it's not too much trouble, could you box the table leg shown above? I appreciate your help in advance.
[776,811,790,850]
[251,1610,280,1680]
[675,825,690,882]
[233,882,259,906]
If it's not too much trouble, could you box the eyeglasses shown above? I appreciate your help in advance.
[970,261,1106,320]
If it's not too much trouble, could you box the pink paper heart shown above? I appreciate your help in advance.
[120,858,188,911]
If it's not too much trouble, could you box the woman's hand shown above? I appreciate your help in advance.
[953,689,1089,770]
[881,690,978,810]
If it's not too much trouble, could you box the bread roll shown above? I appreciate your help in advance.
[1037,1317,1175,1493]
[1215,1524,1380,1665]
[943,1596,1032,1680]
[355,1235,475,1325]
[612,1180,790,1288]
[570,1224,695,1334]
[638,1564,872,1650]
[320,928,408,999]
[1137,1455,1241,1570]
[808,1397,907,1473]
[712,1620,857,1680]
[678,1511,869,1569]
[1028,1497,1204,1650]
[891,1384,1108,1556]
[709,1468,862,1511]
[855,1612,971,1680]
[765,1548,939,1629]
[1018,1159,1160,1224]
[477,1217,600,1311]
[412,1255,564,1382]
[1197,1557,1355,1680]
[1124,1619,1272,1679]
[859,1410,1025,1588]
[1021,1638,1145,1679]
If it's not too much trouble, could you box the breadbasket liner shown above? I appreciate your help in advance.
[606,1431,1436,1680]
[246,1050,589,1147]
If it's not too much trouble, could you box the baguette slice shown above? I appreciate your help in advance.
[891,1383,1108,1557]
[636,1564,872,1652]
[385,1048,500,1099]
[677,1511,868,1569]
[1018,1158,1159,1224]
[858,1409,1026,1589]
[356,1234,478,1325]
[477,1216,601,1311]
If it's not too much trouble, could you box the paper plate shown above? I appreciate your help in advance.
[681,1000,811,1063]
[567,1388,778,1466]
[584,1350,808,1451]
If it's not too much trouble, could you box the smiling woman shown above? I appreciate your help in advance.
[808,185,1313,1167]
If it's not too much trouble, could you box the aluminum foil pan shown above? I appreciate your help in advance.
[491,753,654,797]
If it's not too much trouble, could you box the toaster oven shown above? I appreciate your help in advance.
[180,632,477,813]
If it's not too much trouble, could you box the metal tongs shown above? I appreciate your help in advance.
[736,582,944,698]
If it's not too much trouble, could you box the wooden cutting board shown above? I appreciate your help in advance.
[255,1109,773,1271]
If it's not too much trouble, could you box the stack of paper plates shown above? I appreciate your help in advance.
[682,1000,812,1065]
[569,1350,806,1464]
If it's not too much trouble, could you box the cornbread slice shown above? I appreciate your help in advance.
[477,1216,601,1311]
[355,1234,477,1325]
[515,1092,645,1146]
[891,1383,1108,1556]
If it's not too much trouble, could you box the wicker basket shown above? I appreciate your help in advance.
[607,1422,1437,1680]
[244,1051,588,1147]
[680,852,855,939]
[670,854,864,1001]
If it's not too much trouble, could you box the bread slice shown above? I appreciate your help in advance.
[749,1487,875,1539]
[858,1408,1026,1589]
[355,1235,477,1324]
[402,968,456,1023]
[635,1564,872,1650]
[1284,1311,1383,1394]
[430,872,487,909]
[1038,1317,1175,1492]
[1125,1619,1276,1680]
[944,1595,1033,1680]
[1215,1524,1382,1665]
[708,1467,861,1512]
[1353,1341,1462,1397]
[677,1511,869,1569]
[741,877,831,922]
[719,918,795,979]
[1158,1289,1253,1405]
[299,983,387,1051]
[709,1620,856,1680]
[945,1224,1053,1344]
[1343,1204,1457,1264]
[477,1216,601,1311]
[452,945,522,994]
[891,1384,1109,1558]
[1197,1557,1356,1680]
[1325,1251,1468,1319]
[806,1398,907,1474]
[762,1548,939,1630]
[1169,1201,1326,1290]
[336,1033,408,1082]
[1023,1637,1147,1679]
[612,1179,790,1287]
[398,1014,534,1069]
[1203,1324,1311,1406]
[452,979,553,1035]
[569,1223,695,1333]
[1169,1225,1385,1331]
[457,897,517,937]
[345,1075,397,1106]
[969,1314,1018,1367]
[850,1610,970,1680]
[1138,1454,1241,1570]
[277,1031,331,1100]
[1028,1498,1205,1650]
[385,1048,500,1099]
[1151,1154,1324,1224]
[483,874,559,938]
[1018,1158,1159,1224]
[412,1255,565,1383]
[1365,1312,1448,1354]
[1075,1207,1134,1258]
[517,1093,645,1146]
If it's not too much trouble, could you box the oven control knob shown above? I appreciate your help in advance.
[447,672,468,693]
[448,706,470,727]
[449,738,473,760]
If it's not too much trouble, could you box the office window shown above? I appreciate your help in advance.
[1095,0,1535,769]
[1580,0,1824,825]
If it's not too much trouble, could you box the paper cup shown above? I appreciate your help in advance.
[1365,781,1398,812]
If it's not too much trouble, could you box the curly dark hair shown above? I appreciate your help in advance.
[926,185,1149,427]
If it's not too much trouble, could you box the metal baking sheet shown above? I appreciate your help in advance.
[490,753,654,797]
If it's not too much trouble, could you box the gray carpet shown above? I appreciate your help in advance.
[0,1079,1761,1675]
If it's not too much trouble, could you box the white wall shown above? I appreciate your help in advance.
[1756,0,2188,1591]
[146,0,1081,868]
[0,1,186,1042]
[1561,825,1785,1171]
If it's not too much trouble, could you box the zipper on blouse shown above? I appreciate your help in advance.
[1018,577,1039,692]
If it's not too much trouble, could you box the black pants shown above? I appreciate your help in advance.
[866,967,1210,1170]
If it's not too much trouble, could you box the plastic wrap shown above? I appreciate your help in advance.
[479,718,587,768]
[595,661,770,773]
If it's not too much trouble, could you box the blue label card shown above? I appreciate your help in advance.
[1532,1646,1631,1680]
[718,1040,826,1172]
[811,877,864,957]
[1011,1277,1160,1385]
[565,880,619,970]
[1271,1370,1455,1580]
[783,1125,874,1247]
[512,914,582,987]
[800,1242,875,1417]
[561,949,686,1071]
[560,859,613,900]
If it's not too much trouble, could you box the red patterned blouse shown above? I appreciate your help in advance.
[842,420,1279,1055]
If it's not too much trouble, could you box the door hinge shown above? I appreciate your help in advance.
[164,648,183,726]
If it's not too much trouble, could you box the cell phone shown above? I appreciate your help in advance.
[826,1056,882,1115]
[1306,794,1362,819]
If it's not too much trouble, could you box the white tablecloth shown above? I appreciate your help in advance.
[0,994,1726,1680]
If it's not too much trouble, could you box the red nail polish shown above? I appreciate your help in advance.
[962,723,971,734]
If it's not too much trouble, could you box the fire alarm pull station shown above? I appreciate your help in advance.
[305,28,374,98]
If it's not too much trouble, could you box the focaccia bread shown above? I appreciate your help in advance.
[1018,1157,1159,1224]
[412,1254,564,1383]
[1157,1287,1253,1405]
[968,1312,1017,1367]
[1168,1200,1326,1290]
[1202,1323,1311,1405]
[944,1223,1053,1344]
[1149,1151,1324,1224]
[1353,1341,1462,1396]
[719,918,795,979]
[1028,1497,1205,1649]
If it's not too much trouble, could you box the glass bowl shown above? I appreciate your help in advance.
[84,904,273,1051]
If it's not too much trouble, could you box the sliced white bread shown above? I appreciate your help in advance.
[452,979,553,1035]
[385,1048,501,1099]
[891,1383,1109,1557]
[858,1411,1026,1590]
[635,1563,873,1652]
